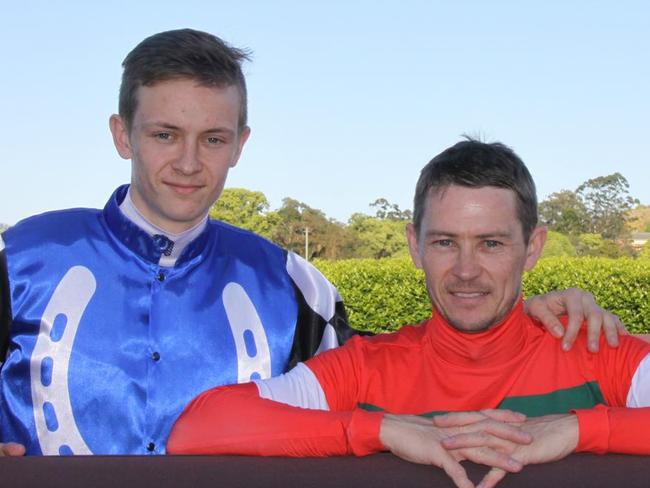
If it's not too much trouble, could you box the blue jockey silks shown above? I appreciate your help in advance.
[0,186,348,454]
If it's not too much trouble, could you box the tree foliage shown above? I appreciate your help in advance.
[540,173,638,241]
[209,188,278,240]
[370,198,413,221]
[539,173,643,258]
[272,198,353,260]
[541,231,576,258]
[539,190,589,235]
[348,213,409,259]
[575,173,639,239]
[628,205,650,233]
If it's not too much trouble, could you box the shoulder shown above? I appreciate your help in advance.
[3,207,102,248]
[208,219,286,258]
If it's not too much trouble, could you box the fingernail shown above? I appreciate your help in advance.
[508,458,522,470]
[562,342,570,351]
[588,341,598,352]
[553,326,564,337]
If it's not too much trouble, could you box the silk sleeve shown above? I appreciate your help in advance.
[574,405,650,454]
[166,382,384,456]
[285,252,360,368]
[0,246,11,363]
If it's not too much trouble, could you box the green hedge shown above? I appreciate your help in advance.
[315,257,650,334]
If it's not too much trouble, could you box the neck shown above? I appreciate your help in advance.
[119,187,207,267]
[428,299,538,367]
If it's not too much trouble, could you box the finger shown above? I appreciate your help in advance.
[525,295,565,339]
[601,313,624,348]
[584,308,604,353]
[452,445,523,473]
[439,453,475,488]
[0,442,26,456]
[478,409,527,423]
[561,289,586,351]
[433,411,489,427]
[432,409,525,428]
[477,467,508,488]
[442,428,531,451]
[616,318,629,335]
[433,410,527,431]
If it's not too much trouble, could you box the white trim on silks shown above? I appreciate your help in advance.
[31,266,96,455]
[254,362,329,410]
[223,282,272,383]
[627,353,650,407]
[286,252,340,322]
[0,235,4,252]
[315,323,339,355]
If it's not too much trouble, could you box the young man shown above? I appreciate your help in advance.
[0,29,352,456]
[0,29,621,456]
[167,140,650,488]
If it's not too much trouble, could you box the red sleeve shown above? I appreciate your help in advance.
[305,335,367,411]
[591,335,650,406]
[574,404,650,454]
[167,382,384,456]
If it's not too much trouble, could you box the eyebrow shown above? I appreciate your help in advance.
[424,230,514,239]
[142,122,236,135]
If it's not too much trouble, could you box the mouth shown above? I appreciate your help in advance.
[164,182,204,195]
[450,291,488,298]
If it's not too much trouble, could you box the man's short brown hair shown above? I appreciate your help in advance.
[119,28,250,131]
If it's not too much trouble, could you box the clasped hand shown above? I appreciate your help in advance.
[379,410,578,488]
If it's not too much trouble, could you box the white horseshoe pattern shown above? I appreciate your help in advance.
[223,282,271,383]
[30,266,96,455]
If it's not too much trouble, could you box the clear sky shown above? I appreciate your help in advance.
[1,0,648,226]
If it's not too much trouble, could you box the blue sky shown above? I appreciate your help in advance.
[1,1,648,226]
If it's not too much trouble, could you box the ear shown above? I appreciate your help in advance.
[406,223,424,269]
[109,114,133,160]
[230,126,251,168]
[523,226,547,272]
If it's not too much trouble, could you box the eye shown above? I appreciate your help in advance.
[433,239,453,248]
[207,136,224,145]
[154,132,172,141]
[484,240,502,249]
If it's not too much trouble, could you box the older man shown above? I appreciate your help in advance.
[167,140,650,488]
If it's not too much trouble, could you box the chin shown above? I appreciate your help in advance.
[446,314,495,333]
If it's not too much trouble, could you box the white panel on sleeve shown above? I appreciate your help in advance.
[286,252,340,322]
[627,353,650,407]
[315,323,339,355]
[254,362,330,411]
[0,235,4,252]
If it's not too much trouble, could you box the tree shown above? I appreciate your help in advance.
[538,190,589,235]
[369,198,413,221]
[209,188,279,240]
[272,198,353,260]
[348,213,409,259]
[574,233,626,258]
[0,223,8,233]
[576,173,639,240]
[541,231,576,258]
[628,205,650,233]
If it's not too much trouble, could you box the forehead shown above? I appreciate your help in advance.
[132,78,241,127]
[422,185,520,236]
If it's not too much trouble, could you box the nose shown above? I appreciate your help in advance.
[172,140,202,175]
[451,246,482,281]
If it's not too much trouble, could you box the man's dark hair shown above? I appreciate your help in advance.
[413,138,538,243]
[119,28,250,131]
